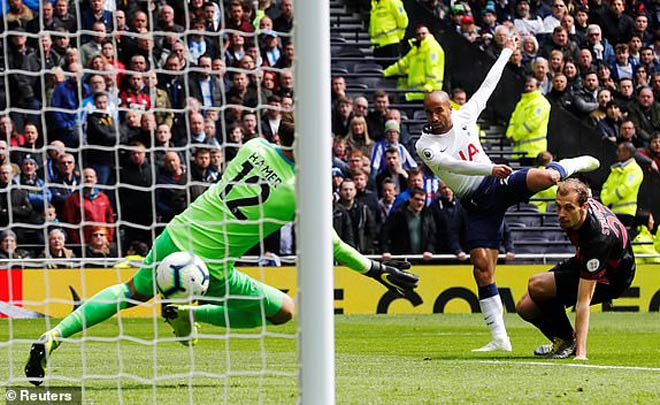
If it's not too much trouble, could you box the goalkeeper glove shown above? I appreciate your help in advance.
[365,260,419,296]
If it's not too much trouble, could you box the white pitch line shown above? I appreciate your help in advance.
[454,359,660,372]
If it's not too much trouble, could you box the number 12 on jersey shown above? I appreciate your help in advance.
[220,160,270,220]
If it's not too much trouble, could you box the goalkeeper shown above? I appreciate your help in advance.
[25,121,419,386]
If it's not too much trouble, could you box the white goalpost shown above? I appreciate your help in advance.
[294,0,335,403]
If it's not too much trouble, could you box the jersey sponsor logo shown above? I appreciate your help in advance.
[422,148,434,160]
[458,143,479,161]
[586,258,600,273]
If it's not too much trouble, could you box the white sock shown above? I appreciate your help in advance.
[556,156,598,178]
[479,296,508,341]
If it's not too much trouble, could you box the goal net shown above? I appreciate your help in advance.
[0,0,324,402]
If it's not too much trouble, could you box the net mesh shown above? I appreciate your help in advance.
[0,0,298,402]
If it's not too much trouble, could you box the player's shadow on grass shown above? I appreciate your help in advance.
[423,353,540,361]
[81,383,223,391]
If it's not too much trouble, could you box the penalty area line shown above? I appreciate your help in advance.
[453,359,660,372]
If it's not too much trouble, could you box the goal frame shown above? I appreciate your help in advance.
[294,0,335,403]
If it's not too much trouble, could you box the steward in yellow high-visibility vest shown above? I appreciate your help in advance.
[506,77,551,160]
[601,142,644,229]
[632,225,660,264]
[383,24,444,101]
[369,0,408,60]
[630,209,660,264]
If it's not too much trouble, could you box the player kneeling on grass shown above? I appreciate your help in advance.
[516,179,635,360]
[25,120,419,386]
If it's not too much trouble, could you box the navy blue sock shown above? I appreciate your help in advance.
[478,283,499,300]
[545,162,567,179]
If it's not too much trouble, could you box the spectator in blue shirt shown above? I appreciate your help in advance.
[80,0,113,44]
[49,62,89,148]
[14,156,51,215]
[370,120,417,176]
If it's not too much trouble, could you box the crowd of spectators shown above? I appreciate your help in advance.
[434,0,660,154]
[329,79,521,261]
[0,0,296,260]
[328,0,660,260]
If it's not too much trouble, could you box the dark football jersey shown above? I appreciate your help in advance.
[566,199,635,282]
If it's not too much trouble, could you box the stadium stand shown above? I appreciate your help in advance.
[0,0,659,263]
[368,0,656,258]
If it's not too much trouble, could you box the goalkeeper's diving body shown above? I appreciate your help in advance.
[25,121,419,386]
[415,36,600,352]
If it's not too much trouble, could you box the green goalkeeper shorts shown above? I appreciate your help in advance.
[132,229,287,317]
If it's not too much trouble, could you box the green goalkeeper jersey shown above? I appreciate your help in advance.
[166,138,370,280]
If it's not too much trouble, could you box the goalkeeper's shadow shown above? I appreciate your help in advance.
[81,383,222,391]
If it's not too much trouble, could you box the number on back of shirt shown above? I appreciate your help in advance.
[220,160,270,220]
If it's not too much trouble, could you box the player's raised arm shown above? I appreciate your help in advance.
[331,230,419,295]
[461,35,518,119]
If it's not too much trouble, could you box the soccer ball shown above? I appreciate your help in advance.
[156,252,210,300]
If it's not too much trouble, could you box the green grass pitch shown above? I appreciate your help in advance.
[2,313,660,403]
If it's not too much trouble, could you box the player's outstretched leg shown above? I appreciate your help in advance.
[162,270,293,345]
[24,283,146,385]
[162,303,283,347]
[546,155,600,179]
[164,297,293,335]
[528,155,600,193]
[163,285,294,344]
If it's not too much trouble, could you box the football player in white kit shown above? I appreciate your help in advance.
[416,36,600,352]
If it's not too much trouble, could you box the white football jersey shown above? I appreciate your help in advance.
[416,48,513,199]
